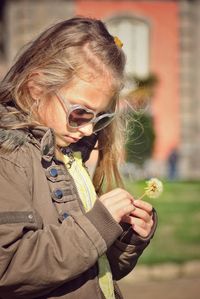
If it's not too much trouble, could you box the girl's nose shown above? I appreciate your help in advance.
[78,123,94,136]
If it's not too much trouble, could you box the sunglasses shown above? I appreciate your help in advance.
[55,92,116,133]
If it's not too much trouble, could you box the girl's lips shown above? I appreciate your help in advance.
[64,135,80,142]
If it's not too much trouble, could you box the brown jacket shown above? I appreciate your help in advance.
[0,104,157,299]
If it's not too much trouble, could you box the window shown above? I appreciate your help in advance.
[106,15,150,78]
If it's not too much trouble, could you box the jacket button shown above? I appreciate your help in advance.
[28,214,34,222]
[50,168,58,177]
[54,189,63,199]
[62,212,69,219]
[58,212,69,223]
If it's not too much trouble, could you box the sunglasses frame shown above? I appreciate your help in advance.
[55,92,116,132]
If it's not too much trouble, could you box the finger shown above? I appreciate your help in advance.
[121,220,153,238]
[100,188,134,204]
[101,188,132,198]
[130,207,152,223]
[133,199,153,214]
[121,215,154,237]
[103,198,135,223]
[121,215,134,224]
[131,216,148,229]
[120,204,136,218]
[132,215,154,235]
[116,199,135,215]
[113,204,135,223]
[132,224,150,238]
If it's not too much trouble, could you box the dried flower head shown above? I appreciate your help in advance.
[145,178,163,199]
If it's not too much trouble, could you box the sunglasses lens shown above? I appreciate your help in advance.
[93,115,114,132]
[68,108,94,127]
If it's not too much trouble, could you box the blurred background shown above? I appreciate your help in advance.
[0,0,199,298]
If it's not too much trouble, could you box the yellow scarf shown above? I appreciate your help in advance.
[60,151,115,299]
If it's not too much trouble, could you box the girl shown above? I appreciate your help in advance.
[0,17,157,299]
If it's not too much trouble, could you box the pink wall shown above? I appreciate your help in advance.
[75,0,180,161]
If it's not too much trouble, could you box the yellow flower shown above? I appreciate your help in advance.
[144,178,163,199]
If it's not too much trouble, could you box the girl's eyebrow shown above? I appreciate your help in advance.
[70,98,96,111]
[67,94,113,113]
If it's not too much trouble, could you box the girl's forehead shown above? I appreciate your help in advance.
[59,75,116,112]
[78,64,120,88]
[65,71,116,96]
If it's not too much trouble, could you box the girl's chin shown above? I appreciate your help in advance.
[55,135,70,147]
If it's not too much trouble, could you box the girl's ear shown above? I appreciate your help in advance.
[27,73,44,100]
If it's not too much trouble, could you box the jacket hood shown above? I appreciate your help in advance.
[0,103,30,153]
[0,128,29,152]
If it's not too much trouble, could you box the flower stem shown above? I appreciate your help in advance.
[137,192,147,201]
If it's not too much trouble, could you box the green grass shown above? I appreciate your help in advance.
[124,179,200,265]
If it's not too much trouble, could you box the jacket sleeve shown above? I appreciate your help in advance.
[106,209,158,280]
[0,153,122,299]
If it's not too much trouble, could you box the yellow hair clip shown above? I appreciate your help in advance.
[114,36,123,48]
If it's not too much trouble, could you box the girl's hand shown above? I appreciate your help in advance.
[122,199,154,238]
[99,188,135,223]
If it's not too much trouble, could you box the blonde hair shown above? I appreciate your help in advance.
[0,17,126,193]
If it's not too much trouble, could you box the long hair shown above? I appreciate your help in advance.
[0,17,126,193]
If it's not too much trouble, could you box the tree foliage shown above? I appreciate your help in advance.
[125,112,155,166]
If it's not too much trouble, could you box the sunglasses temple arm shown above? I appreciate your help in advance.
[55,92,71,114]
